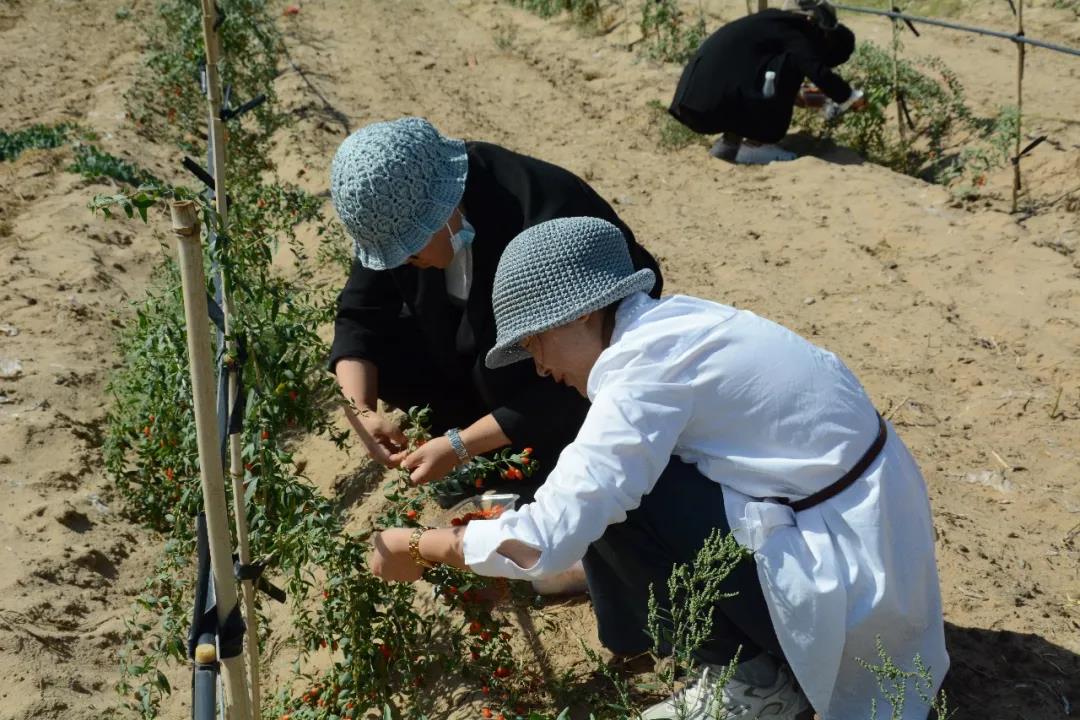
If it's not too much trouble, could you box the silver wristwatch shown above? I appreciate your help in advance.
[445,427,470,463]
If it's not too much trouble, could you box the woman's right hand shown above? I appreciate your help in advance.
[352,409,407,467]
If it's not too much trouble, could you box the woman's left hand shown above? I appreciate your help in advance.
[369,528,425,582]
[393,436,460,485]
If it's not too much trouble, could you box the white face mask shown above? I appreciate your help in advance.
[446,213,476,255]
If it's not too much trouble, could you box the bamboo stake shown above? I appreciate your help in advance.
[758,0,768,11]
[1011,0,1025,213]
[197,0,261,711]
[171,201,253,720]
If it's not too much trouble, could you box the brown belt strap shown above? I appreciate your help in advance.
[774,413,888,513]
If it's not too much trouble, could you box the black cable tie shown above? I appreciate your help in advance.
[1012,135,1047,165]
[897,91,916,130]
[179,157,230,209]
[182,156,216,191]
[891,7,920,35]
[1005,0,1017,16]
[221,94,267,122]
[257,577,287,604]
[1019,135,1047,158]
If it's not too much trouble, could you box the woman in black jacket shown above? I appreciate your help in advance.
[328,117,662,506]
[669,0,864,164]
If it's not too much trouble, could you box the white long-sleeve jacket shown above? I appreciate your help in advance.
[464,292,948,719]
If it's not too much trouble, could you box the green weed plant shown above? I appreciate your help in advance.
[639,0,706,64]
[646,99,707,151]
[0,123,72,162]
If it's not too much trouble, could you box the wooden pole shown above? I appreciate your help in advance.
[758,0,768,11]
[198,0,261,711]
[1011,0,1025,213]
[892,13,907,150]
[170,201,253,720]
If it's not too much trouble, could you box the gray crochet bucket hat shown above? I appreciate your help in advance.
[330,117,468,270]
[486,217,656,369]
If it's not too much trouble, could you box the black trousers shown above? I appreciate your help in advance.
[584,458,783,666]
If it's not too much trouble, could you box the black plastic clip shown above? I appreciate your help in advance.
[234,557,287,604]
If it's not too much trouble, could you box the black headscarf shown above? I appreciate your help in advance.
[821,24,856,67]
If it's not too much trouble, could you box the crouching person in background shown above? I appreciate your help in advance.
[669,0,865,165]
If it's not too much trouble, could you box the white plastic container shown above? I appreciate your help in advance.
[763,70,776,98]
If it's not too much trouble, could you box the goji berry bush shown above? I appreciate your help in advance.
[97,2,609,719]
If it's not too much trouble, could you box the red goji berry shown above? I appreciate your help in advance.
[406,509,418,520]
[261,430,269,441]
[481,709,493,719]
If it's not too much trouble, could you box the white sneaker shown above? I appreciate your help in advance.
[640,663,809,720]
[734,143,797,165]
[708,137,740,162]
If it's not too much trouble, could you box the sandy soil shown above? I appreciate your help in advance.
[1,0,1077,718]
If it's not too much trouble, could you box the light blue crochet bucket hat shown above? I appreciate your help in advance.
[486,217,656,369]
[330,117,468,270]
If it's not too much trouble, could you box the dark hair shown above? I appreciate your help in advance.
[821,25,855,67]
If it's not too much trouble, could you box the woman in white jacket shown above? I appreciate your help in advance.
[369,217,948,719]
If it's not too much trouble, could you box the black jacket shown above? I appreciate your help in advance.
[669,10,855,140]
[329,141,663,446]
